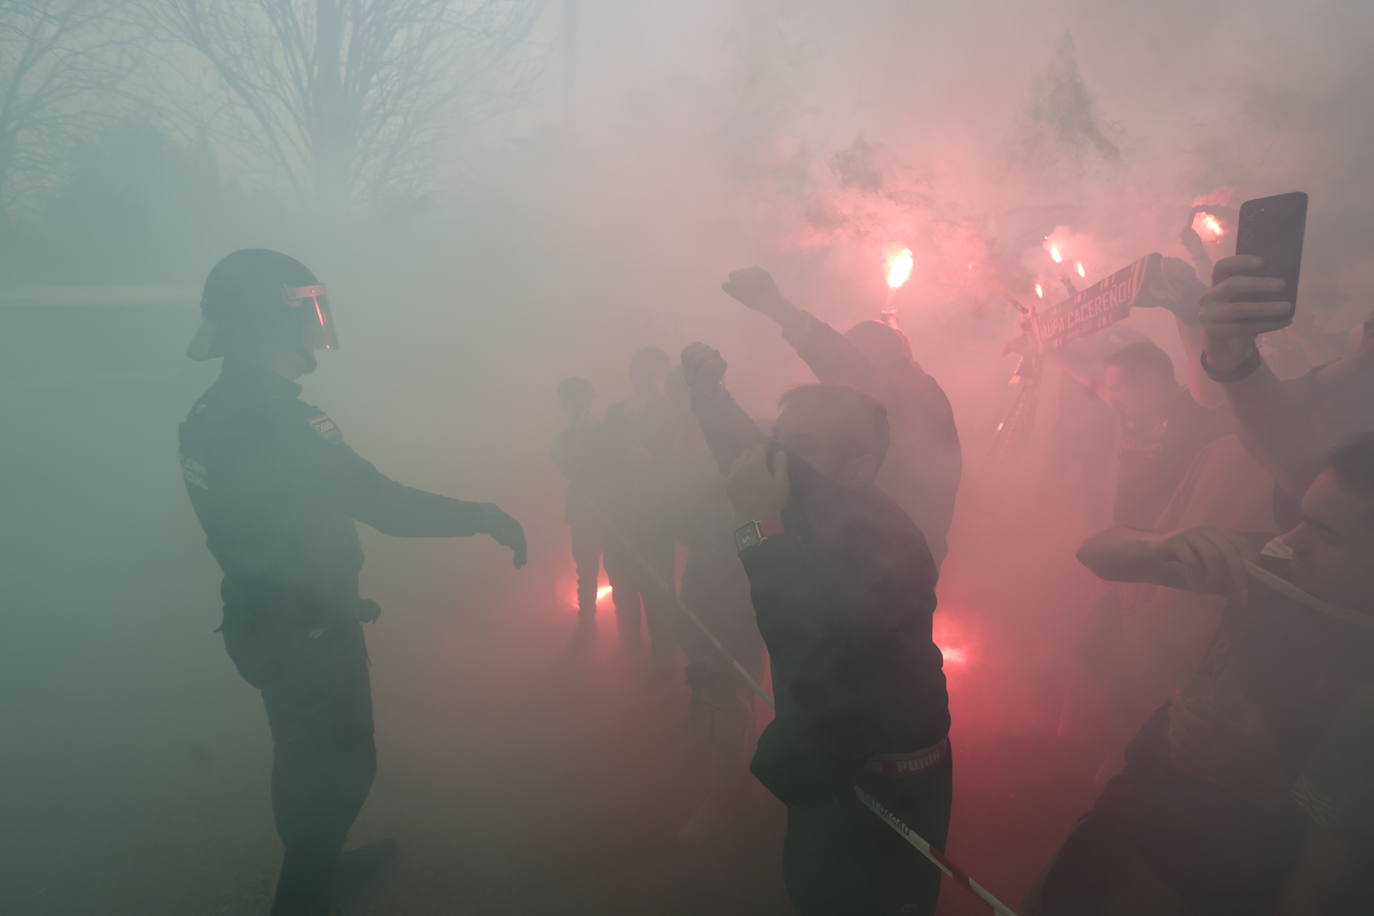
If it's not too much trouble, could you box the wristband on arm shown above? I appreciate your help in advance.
[1201,346,1263,383]
[735,520,785,553]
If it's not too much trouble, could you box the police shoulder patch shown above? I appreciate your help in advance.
[307,413,345,444]
[181,455,209,489]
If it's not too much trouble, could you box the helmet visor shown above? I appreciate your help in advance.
[285,283,339,351]
[186,317,223,360]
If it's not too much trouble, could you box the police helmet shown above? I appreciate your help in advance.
[186,249,338,360]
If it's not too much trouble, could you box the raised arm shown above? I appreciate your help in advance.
[1077,524,1252,600]
[1138,253,1228,408]
[721,266,881,392]
[680,342,766,474]
[1199,254,1332,495]
[290,407,527,565]
[1176,318,1228,409]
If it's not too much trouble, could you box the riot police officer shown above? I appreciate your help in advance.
[179,249,526,915]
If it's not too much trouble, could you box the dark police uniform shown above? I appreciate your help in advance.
[180,361,493,915]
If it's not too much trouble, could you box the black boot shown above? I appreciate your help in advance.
[333,838,398,907]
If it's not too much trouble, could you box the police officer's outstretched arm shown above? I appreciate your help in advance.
[350,477,528,568]
[297,413,527,567]
[184,248,526,569]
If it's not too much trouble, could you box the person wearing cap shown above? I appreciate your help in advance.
[718,266,962,567]
[179,249,527,915]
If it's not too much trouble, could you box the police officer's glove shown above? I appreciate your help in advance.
[480,504,527,568]
[355,599,382,623]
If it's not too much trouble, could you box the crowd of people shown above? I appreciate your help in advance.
[180,225,1374,914]
[551,268,964,912]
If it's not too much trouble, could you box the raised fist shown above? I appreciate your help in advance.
[681,341,728,392]
[721,266,785,312]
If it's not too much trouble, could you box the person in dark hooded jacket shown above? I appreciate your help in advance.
[684,341,951,915]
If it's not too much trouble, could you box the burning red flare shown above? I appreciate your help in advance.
[1034,283,1044,299]
[1049,244,1064,264]
[1075,262,1086,279]
[568,583,614,609]
[932,613,973,670]
[1193,211,1225,241]
[885,247,914,290]
[940,646,968,665]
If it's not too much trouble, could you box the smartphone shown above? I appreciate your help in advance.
[1235,192,1307,317]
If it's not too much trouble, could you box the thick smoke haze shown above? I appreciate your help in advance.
[5,0,1374,913]
[393,0,1374,457]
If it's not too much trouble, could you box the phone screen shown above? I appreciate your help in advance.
[1235,192,1307,317]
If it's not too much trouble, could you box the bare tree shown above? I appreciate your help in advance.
[1015,33,1122,179]
[143,0,546,209]
[0,1,136,213]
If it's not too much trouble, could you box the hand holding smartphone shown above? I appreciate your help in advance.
[1198,193,1309,374]
[1234,191,1308,319]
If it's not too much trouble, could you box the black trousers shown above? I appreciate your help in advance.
[783,751,953,916]
[602,531,677,664]
[224,613,376,916]
[568,518,603,614]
